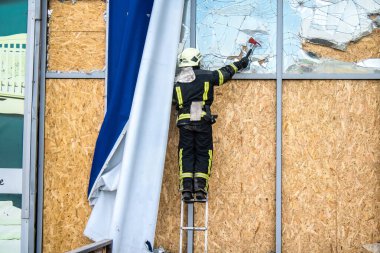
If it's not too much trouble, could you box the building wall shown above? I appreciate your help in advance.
[43,1,380,252]
[43,1,105,252]
[155,80,380,253]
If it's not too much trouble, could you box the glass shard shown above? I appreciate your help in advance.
[196,0,277,74]
[284,0,380,73]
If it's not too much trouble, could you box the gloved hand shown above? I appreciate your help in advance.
[235,56,249,70]
[239,56,249,68]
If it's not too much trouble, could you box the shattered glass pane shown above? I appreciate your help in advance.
[196,0,277,74]
[284,0,380,74]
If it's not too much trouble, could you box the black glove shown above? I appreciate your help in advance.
[235,56,249,70]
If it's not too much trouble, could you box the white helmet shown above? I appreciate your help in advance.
[178,48,202,67]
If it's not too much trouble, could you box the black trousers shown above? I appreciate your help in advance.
[178,122,213,193]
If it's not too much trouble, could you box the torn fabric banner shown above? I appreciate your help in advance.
[84,0,185,252]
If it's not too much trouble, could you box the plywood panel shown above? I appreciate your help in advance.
[155,80,276,253]
[283,80,380,253]
[48,31,105,71]
[335,82,380,253]
[43,79,104,253]
[48,0,106,32]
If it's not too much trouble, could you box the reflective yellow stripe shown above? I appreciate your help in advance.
[179,148,184,190]
[207,150,213,175]
[203,82,209,101]
[195,172,210,191]
[179,148,183,176]
[230,63,238,73]
[177,112,207,121]
[195,172,210,180]
[175,87,183,108]
[180,172,193,179]
[217,69,224,85]
[178,113,191,120]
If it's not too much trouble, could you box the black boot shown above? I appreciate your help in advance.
[194,178,208,201]
[182,191,193,202]
[181,178,193,202]
[195,189,207,201]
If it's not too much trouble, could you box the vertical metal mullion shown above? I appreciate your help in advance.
[22,0,36,251]
[36,0,47,251]
[190,0,196,47]
[276,0,283,252]
[186,1,196,253]
[22,0,42,251]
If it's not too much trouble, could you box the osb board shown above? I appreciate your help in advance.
[283,80,380,253]
[303,29,380,62]
[48,31,105,71]
[48,0,106,32]
[43,79,105,253]
[155,80,277,253]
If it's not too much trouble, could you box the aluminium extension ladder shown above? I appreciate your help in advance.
[179,197,209,253]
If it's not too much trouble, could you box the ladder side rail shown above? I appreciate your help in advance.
[204,198,208,253]
[179,199,185,253]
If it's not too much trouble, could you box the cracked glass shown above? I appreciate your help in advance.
[196,0,277,74]
[284,0,380,74]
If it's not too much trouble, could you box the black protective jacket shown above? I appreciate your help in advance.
[174,62,244,126]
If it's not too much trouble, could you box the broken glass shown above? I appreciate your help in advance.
[196,0,277,74]
[284,0,380,74]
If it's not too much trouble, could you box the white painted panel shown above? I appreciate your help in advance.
[0,169,22,194]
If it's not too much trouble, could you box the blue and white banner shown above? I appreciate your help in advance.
[84,0,184,252]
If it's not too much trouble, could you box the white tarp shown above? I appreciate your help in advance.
[84,0,184,252]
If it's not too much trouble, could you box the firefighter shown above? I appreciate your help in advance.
[174,47,249,201]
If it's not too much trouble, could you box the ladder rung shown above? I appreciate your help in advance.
[181,226,207,231]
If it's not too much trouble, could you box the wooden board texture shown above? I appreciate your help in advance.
[43,79,104,253]
[48,0,106,32]
[48,31,106,71]
[155,80,277,253]
[282,80,380,253]
[47,0,106,71]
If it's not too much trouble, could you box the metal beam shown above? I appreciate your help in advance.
[36,0,48,251]
[190,0,196,48]
[234,73,276,80]
[276,0,283,252]
[187,1,196,252]
[22,0,42,251]
[232,72,380,81]
[283,73,380,80]
[45,71,106,79]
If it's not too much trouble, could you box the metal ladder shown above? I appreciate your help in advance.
[179,197,209,253]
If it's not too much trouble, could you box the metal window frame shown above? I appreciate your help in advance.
[186,1,196,253]
[22,0,43,252]
[45,71,106,79]
[275,2,283,252]
[35,0,47,252]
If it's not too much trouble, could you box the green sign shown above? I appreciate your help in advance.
[0,0,28,37]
